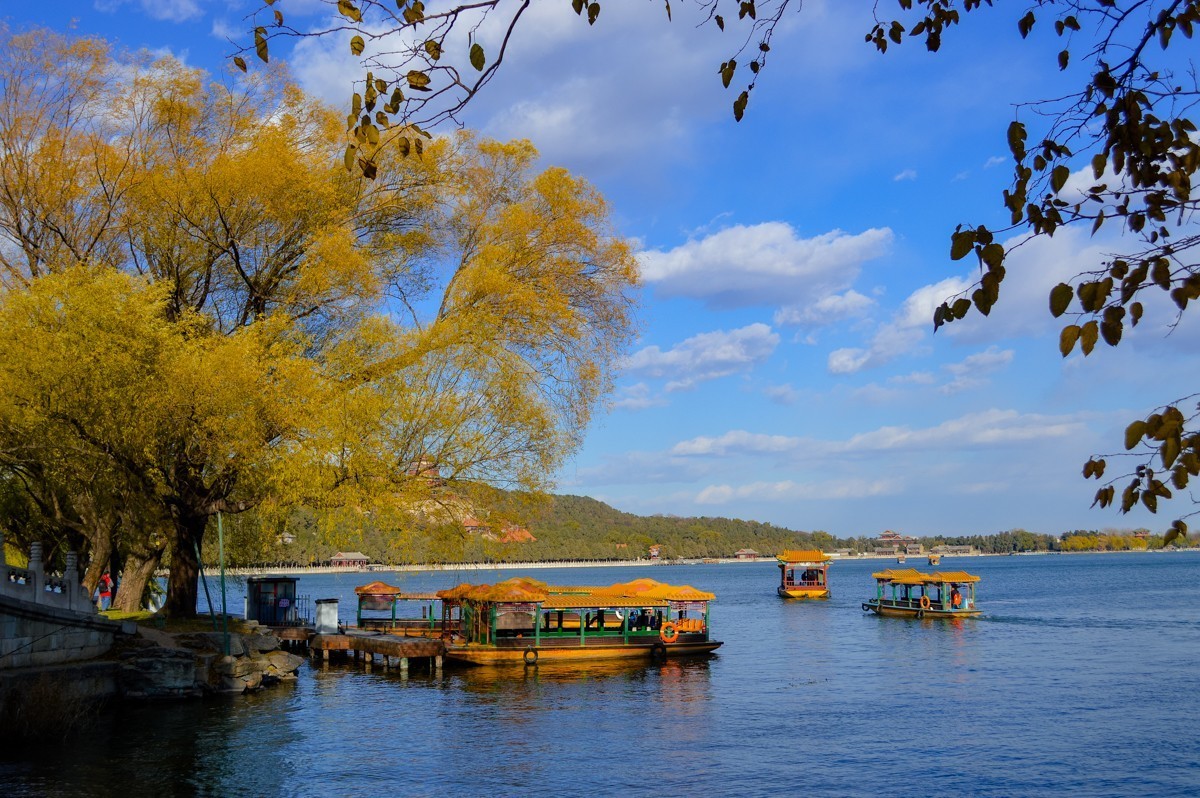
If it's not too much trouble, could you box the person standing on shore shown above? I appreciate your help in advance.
[97,570,113,611]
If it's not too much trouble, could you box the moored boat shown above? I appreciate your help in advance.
[776,550,831,599]
[437,577,722,665]
[862,569,980,618]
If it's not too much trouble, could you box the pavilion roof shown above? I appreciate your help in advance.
[354,581,402,596]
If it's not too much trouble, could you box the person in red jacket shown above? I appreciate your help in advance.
[97,571,113,611]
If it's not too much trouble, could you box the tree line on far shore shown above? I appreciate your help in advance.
[190,493,1195,569]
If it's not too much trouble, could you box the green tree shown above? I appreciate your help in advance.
[0,30,638,616]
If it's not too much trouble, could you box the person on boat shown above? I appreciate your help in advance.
[950,587,962,608]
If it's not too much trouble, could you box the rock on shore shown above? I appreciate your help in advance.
[117,622,306,698]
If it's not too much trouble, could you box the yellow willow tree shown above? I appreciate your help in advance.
[0,29,638,616]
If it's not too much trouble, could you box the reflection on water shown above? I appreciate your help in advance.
[3,553,1199,797]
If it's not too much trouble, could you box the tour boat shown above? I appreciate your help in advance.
[776,550,831,599]
[927,553,941,566]
[862,568,981,618]
[436,577,722,665]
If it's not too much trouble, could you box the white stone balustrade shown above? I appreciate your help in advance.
[0,534,97,615]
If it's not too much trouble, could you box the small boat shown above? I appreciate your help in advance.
[862,569,981,618]
[776,550,831,599]
[438,577,722,665]
[927,554,941,566]
[896,554,906,564]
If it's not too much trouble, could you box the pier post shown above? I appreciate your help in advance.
[435,655,443,673]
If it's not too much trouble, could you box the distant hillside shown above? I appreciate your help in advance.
[497,494,826,562]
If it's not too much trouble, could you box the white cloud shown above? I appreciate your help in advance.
[622,323,779,390]
[826,276,970,374]
[763,383,800,405]
[609,383,668,411]
[96,0,204,23]
[669,408,1084,462]
[890,371,936,385]
[938,346,1012,393]
[984,156,1007,168]
[671,430,801,457]
[695,477,903,504]
[842,408,1083,452]
[639,223,893,310]
[893,168,917,181]
[775,289,875,327]
[944,345,1013,376]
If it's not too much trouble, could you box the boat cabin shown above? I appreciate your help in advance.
[863,569,980,618]
[776,550,831,599]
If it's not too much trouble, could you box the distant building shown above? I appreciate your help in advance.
[933,545,973,555]
[330,551,370,568]
[734,548,760,560]
[406,457,445,486]
[877,530,917,545]
[905,543,924,555]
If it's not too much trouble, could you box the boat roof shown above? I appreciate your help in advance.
[872,568,980,584]
[438,577,715,604]
[776,549,831,564]
[541,595,669,609]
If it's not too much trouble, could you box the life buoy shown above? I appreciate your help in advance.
[523,646,538,665]
[919,595,931,610]
[659,622,679,644]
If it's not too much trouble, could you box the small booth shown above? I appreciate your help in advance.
[246,576,305,625]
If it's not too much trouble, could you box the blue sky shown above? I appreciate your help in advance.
[10,1,1197,537]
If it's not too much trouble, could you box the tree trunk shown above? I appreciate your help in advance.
[165,510,207,617]
[111,547,164,613]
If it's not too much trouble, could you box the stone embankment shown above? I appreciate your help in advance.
[0,538,306,739]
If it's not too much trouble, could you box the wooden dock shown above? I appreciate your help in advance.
[309,631,445,672]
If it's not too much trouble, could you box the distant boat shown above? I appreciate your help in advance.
[776,550,831,599]
[928,554,941,566]
[862,569,981,619]
[896,554,906,564]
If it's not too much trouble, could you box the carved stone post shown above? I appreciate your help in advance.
[29,541,43,596]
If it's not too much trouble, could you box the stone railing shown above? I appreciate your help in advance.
[0,535,97,616]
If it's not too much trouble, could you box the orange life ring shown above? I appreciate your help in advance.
[659,622,679,644]
[919,595,931,610]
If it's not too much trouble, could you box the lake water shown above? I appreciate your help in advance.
[4,552,1198,796]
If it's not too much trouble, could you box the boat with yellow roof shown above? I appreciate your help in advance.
[437,577,722,665]
[776,550,832,599]
[862,568,981,618]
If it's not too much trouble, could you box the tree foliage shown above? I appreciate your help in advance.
[0,28,638,615]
